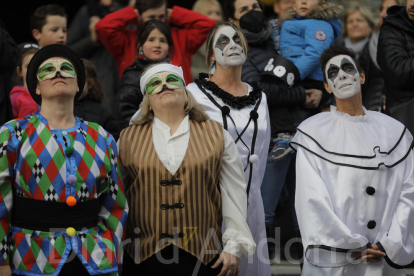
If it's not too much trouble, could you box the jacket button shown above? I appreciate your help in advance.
[367,220,376,229]
[160,180,169,186]
[67,174,76,185]
[66,196,77,206]
[65,146,75,156]
[249,154,259,163]
[366,186,375,195]
[66,227,76,237]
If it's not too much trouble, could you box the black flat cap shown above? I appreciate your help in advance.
[26,44,85,105]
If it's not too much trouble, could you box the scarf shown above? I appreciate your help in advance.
[241,23,273,45]
[344,36,369,59]
[369,31,380,70]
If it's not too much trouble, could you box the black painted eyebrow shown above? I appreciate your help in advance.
[341,57,355,68]
[214,33,230,51]
[215,34,229,43]
[327,64,339,73]
[327,64,339,81]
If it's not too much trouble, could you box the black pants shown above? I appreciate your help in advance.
[13,252,91,276]
[122,245,223,276]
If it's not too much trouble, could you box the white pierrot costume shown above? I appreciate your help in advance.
[291,105,414,276]
[187,77,271,276]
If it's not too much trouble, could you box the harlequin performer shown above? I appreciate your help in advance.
[290,45,414,276]
[119,63,256,276]
[186,22,271,276]
[0,44,128,276]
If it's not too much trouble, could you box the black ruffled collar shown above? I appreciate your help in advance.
[196,73,261,109]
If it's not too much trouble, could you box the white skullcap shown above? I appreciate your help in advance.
[140,64,185,95]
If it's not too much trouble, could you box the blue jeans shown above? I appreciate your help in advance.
[261,153,298,230]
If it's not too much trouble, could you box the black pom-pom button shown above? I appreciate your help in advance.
[366,186,375,195]
[250,110,259,120]
[221,106,230,116]
[367,220,376,229]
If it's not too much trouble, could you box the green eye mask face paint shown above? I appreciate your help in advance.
[37,58,77,81]
[145,72,184,95]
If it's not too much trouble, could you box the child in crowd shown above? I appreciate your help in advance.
[30,4,67,47]
[114,19,172,131]
[279,0,342,90]
[95,0,216,83]
[74,59,117,138]
[9,44,40,118]
[264,0,341,160]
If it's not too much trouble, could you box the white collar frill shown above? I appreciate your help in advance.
[290,106,414,170]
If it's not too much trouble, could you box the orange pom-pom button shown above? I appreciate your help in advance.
[66,196,77,206]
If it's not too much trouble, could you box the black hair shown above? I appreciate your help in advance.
[320,45,363,83]
[223,0,264,21]
[14,48,39,86]
[135,0,168,15]
[135,19,172,58]
[30,4,67,32]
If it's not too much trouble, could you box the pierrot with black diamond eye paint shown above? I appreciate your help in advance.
[213,26,247,69]
[324,54,365,99]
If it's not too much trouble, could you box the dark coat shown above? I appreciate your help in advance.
[0,28,18,125]
[242,39,307,136]
[242,39,306,108]
[359,38,384,111]
[113,59,151,131]
[378,5,414,108]
[74,98,118,139]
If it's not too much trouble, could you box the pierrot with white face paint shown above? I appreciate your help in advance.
[213,26,247,69]
[324,55,364,99]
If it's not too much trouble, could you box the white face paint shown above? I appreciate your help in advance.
[325,55,361,99]
[213,26,246,69]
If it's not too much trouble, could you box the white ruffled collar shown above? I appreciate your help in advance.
[330,105,368,122]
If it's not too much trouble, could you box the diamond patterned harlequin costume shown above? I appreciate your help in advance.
[0,112,128,275]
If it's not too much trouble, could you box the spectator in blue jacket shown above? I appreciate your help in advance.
[278,0,342,94]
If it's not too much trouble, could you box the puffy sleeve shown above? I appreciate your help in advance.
[220,129,256,258]
[377,150,414,269]
[0,125,17,266]
[98,135,128,275]
[169,6,216,55]
[283,21,335,80]
[95,7,137,61]
[293,136,370,267]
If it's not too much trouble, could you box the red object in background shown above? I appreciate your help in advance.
[95,6,216,84]
[9,86,39,119]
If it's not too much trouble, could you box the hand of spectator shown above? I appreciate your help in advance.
[129,0,136,7]
[0,265,11,276]
[89,16,101,45]
[100,0,112,6]
[303,89,323,109]
[351,245,386,263]
[212,251,240,276]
